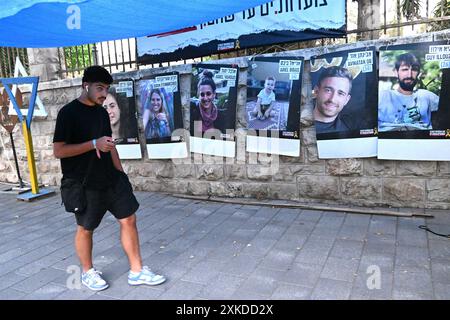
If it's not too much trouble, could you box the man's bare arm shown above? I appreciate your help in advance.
[53,141,94,159]
[53,136,115,159]
[110,147,124,172]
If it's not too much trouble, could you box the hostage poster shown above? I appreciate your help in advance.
[137,72,187,159]
[245,56,303,157]
[190,63,238,157]
[104,79,141,159]
[378,41,450,160]
[310,47,378,158]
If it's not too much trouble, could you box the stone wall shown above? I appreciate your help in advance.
[1,31,449,209]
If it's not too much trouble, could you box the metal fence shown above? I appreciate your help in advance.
[0,47,29,79]
[57,38,138,78]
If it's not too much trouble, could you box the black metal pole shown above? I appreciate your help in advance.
[9,131,24,188]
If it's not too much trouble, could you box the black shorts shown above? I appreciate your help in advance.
[74,171,140,231]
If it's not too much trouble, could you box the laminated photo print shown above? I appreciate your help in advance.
[378,41,450,160]
[137,72,186,159]
[245,56,303,157]
[104,79,141,159]
[189,64,238,157]
[310,47,378,158]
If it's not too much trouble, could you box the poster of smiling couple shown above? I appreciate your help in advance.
[137,72,187,159]
[245,56,303,156]
[105,79,141,159]
[190,63,238,157]
[378,41,450,160]
[310,47,378,158]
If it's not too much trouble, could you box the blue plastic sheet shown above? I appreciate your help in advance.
[0,0,271,47]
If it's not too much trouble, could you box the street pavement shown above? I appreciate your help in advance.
[0,190,449,300]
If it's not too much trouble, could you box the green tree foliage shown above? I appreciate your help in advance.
[0,47,29,78]
[430,0,450,31]
[401,0,422,20]
[382,49,442,96]
[63,44,93,71]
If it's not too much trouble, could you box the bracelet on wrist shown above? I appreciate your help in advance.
[92,139,97,149]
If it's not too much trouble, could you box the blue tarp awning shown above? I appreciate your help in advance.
[0,0,271,48]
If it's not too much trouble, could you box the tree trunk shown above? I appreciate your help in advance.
[356,0,381,40]
[26,48,64,81]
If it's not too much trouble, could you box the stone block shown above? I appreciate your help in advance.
[34,136,52,149]
[326,158,362,176]
[224,164,247,180]
[297,175,340,200]
[209,182,244,198]
[242,183,269,200]
[50,88,79,106]
[37,89,55,106]
[196,164,224,180]
[36,161,60,174]
[383,178,425,202]
[396,161,436,176]
[273,164,324,182]
[35,121,56,136]
[130,177,161,192]
[301,128,316,146]
[341,177,381,200]
[427,179,450,202]
[363,158,395,176]
[247,165,275,181]
[268,183,298,200]
[0,161,8,171]
[279,151,305,164]
[300,104,314,127]
[194,154,226,165]
[40,149,55,161]
[437,162,450,176]
[188,181,210,195]
[166,179,190,194]
[173,163,195,178]
[153,162,174,179]
[39,174,58,186]
[136,163,157,178]
[306,145,320,163]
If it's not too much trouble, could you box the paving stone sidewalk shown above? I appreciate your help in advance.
[0,191,449,300]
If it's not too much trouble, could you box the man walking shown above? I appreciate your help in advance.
[53,66,166,291]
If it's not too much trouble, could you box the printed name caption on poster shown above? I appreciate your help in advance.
[154,75,178,92]
[425,45,450,69]
[214,68,237,87]
[345,51,373,72]
[279,60,302,80]
[116,81,134,97]
[176,303,274,317]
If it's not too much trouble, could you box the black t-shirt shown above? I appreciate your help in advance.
[315,116,351,134]
[53,99,117,189]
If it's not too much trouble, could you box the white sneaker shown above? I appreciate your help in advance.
[81,268,109,291]
[128,266,166,286]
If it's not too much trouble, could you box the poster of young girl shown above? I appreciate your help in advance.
[190,63,238,157]
[246,56,303,157]
[137,72,187,159]
[104,79,141,159]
